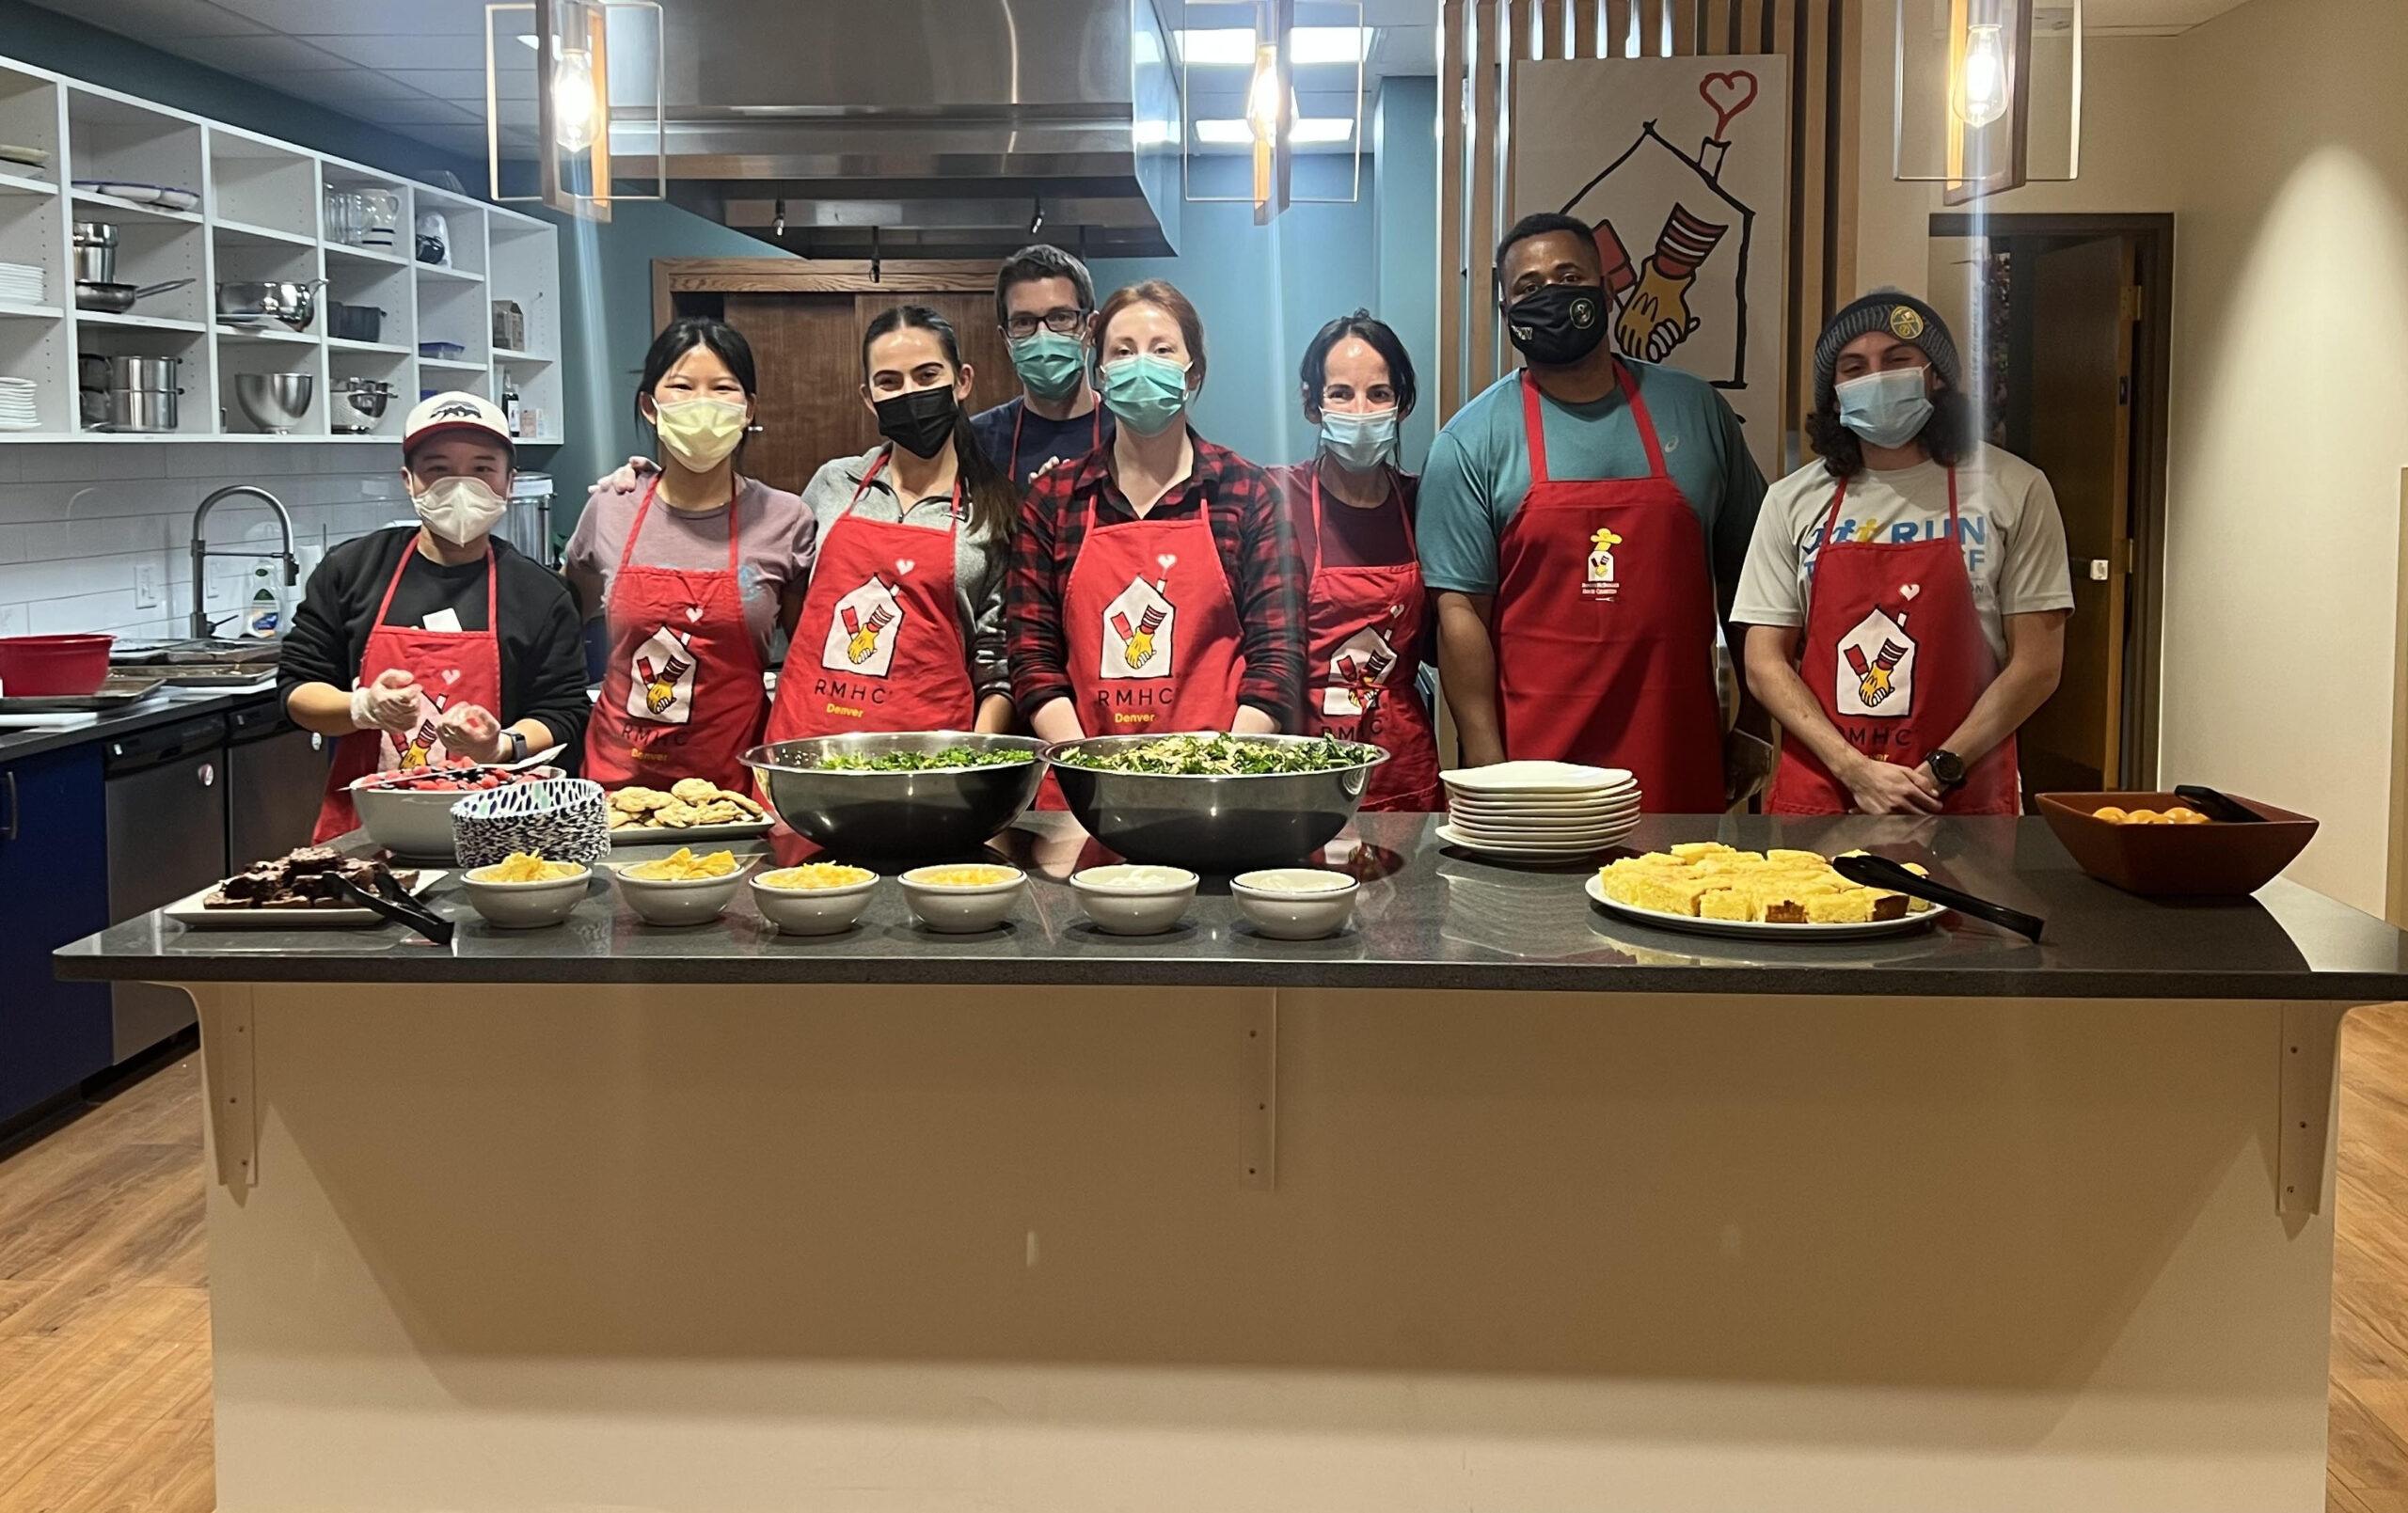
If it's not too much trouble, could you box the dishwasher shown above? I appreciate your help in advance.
[226,696,324,868]
[104,713,228,1063]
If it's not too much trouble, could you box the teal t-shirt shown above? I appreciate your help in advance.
[1416,362,1766,598]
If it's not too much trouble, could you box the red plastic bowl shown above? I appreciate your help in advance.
[0,634,116,697]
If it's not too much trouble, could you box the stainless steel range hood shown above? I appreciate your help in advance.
[610,0,1182,258]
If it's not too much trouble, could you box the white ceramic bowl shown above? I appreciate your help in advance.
[460,862,590,928]
[1069,864,1199,936]
[898,864,1026,934]
[611,858,750,925]
[1231,868,1360,940]
[349,780,471,858]
[750,868,879,936]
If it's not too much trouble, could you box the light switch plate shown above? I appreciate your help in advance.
[134,561,162,608]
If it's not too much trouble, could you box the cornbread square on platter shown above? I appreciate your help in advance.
[1803,890,1877,924]
[1671,842,1735,859]
[1870,891,1910,921]
[1767,849,1827,867]
[1699,889,1757,922]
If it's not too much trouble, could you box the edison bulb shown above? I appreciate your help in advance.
[1953,22,2010,129]
[1244,44,1282,144]
[551,46,598,153]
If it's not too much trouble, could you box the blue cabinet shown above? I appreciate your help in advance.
[0,745,112,1127]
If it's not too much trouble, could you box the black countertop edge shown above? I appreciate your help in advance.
[47,954,2404,1002]
[0,686,277,763]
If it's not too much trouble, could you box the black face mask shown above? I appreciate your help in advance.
[875,385,958,459]
[1503,283,1609,367]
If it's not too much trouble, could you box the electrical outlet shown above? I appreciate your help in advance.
[134,561,163,609]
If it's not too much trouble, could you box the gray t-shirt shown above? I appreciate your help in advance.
[1733,444,2075,663]
[564,475,816,662]
[797,447,1012,702]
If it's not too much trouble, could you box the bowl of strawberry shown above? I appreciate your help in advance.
[349,758,564,859]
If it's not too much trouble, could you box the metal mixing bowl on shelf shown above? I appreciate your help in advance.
[1041,733,1388,874]
[742,732,1046,859]
[233,372,314,433]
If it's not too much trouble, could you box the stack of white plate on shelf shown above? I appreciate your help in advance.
[0,377,36,432]
[1435,761,1643,859]
[0,260,43,306]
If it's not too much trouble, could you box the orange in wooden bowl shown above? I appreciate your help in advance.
[2036,791,2318,897]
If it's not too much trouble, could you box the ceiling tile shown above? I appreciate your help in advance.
[268,69,445,106]
[210,0,487,31]
[152,31,356,73]
[298,32,492,71]
[373,99,484,126]
[22,0,273,38]
[380,70,501,99]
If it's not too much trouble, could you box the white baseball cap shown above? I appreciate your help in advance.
[403,391,514,456]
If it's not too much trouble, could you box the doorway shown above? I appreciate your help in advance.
[1927,213,2173,796]
[652,260,1016,496]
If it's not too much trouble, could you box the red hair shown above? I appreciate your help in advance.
[1093,279,1208,393]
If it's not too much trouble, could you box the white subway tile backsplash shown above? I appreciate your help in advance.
[0,445,406,643]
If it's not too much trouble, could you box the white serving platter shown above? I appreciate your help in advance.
[608,817,774,847]
[166,871,447,929]
[1584,874,1948,939]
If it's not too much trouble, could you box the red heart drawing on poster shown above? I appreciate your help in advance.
[1700,71,1759,137]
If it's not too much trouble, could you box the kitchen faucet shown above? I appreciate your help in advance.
[189,485,299,639]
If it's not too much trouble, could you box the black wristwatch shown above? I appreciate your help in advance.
[1925,749,1969,793]
[502,729,530,764]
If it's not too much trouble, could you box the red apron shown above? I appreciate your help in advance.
[1765,469,2019,814]
[583,476,766,791]
[312,540,503,842]
[1301,469,1442,812]
[1009,402,1103,490]
[1494,366,1724,812]
[765,450,976,743]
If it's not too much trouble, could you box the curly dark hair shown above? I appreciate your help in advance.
[1805,386,1978,481]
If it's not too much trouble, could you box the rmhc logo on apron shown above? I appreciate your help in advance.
[626,625,697,725]
[1834,603,1915,718]
[1323,624,1400,719]
[1101,575,1176,680]
[820,575,906,680]
[1583,526,1624,602]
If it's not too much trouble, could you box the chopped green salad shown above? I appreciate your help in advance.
[1055,734,1379,776]
[815,747,1033,772]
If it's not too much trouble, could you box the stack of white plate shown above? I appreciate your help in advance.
[0,260,43,306]
[1436,761,1642,859]
[0,377,35,432]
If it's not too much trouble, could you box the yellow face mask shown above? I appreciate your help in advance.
[652,397,749,470]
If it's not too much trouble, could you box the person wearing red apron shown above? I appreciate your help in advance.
[1061,484,1247,736]
[1492,364,1725,812]
[1764,470,2017,813]
[764,453,977,742]
[583,475,766,790]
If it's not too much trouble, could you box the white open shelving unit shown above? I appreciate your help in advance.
[0,52,561,447]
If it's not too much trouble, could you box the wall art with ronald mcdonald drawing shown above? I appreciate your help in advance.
[1512,56,1790,477]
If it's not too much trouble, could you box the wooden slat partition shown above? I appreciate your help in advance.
[1435,0,1861,456]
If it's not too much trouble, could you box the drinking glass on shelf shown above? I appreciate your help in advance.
[323,189,364,245]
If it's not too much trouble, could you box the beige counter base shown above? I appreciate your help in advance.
[187,983,2340,1513]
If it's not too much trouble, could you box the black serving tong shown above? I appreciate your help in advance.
[2174,784,2266,823]
[332,871,455,945]
[1830,853,2046,942]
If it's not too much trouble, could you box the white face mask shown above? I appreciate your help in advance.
[412,474,509,546]
[652,397,750,471]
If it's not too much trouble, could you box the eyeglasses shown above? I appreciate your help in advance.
[1005,308,1086,339]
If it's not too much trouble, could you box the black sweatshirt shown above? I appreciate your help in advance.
[278,528,591,761]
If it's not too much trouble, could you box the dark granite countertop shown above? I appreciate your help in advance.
[0,686,279,764]
[53,812,2408,1001]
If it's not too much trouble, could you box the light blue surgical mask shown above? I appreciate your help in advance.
[1835,368,1935,449]
[1099,353,1191,437]
[1008,330,1086,405]
[1318,407,1400,474]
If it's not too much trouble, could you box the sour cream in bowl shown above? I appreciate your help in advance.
[1230,868,1359,940]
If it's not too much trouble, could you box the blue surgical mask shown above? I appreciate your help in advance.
[1835,368,1935,449]
[1318,407,1399,473]
[1008,330,1086,405]
[1099,353,1191,437]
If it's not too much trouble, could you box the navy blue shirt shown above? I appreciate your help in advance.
[970,396,1116,492]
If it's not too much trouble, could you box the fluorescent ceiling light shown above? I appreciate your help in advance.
[515,33,539,49]
[1133,118,1179,146]
[1175,26,1372,66]
[1194,117,1355,144]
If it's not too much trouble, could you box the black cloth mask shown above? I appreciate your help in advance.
[1504,284,1609,367]
[875,386,959,459]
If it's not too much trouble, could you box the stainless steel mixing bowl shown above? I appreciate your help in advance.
[743,732,1046,859]
[233,372,314,433]
[1042,733,1389,873]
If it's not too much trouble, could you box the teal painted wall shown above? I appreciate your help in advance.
[1375,77,1439,472]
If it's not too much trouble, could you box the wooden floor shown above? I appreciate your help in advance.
[3,1016,2406,1513]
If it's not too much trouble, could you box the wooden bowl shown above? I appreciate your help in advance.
[2036,791,2318,897]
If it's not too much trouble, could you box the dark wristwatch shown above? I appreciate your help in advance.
[1925,749,1969,793]
[502,729,530,764]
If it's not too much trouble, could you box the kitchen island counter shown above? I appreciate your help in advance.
[53,812,2406,1513]
[54,812,2408,1000]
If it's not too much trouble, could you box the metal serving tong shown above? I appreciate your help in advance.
[1831,853,2046,942]
[2174,784,2265,823]
[331,871,455,945]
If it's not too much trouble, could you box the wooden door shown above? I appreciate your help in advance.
[721,291,1017,498]
[2018,235,2137,795]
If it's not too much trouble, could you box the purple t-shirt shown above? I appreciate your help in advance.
[564,475,817,661]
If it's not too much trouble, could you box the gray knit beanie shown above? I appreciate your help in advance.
[1814,290,1960,412]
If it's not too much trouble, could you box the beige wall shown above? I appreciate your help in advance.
[2161,0,2408,908]
[1854,0,2408,910]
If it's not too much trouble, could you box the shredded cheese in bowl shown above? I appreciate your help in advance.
[472,851,583,884]
[626,847,740,882]
[759,863,877,891]
[903,864,1022,890]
